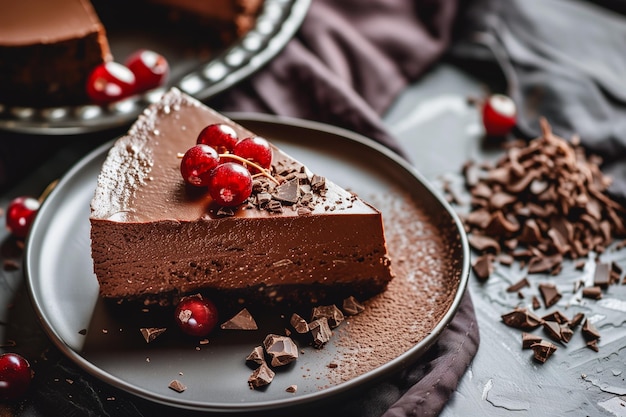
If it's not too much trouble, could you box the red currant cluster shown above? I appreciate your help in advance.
[180,123,275,207]
[86,49,169,104]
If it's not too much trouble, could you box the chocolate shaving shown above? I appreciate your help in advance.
[472,254,494,281]
[462,119,626,280]
[140,327,166,343]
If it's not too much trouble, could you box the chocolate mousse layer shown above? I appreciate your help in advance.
[90,88,394,304]
[0,0,110,106]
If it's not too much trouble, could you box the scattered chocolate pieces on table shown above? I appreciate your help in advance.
[220,308,258,330]
[168,379,187,393]
[140,327,167,344]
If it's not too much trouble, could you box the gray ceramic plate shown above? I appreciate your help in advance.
[0,0,309,135]
[25,115,469,413]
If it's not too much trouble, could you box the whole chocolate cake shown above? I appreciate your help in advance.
[89,88,394,305]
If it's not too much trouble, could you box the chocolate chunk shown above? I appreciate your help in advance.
[311,305,344,328]
[140,327,166,343]
[532,295,541,310]
[560,325,574,343]
[593,262,611,288]
[246,346,265,365]
[309,318,332,348]
[290,313,309,334]
[586,339,599,352]
[342,296,365,316]
[168,379,187,393]
[542,311,569,324]
[528,254,563,274]
[582,286,603,300]
[263,334,298,366]
[248,363,275,389]
[569,312,585,327]
[582,319,601,341]
[220,308,258,330]
[286,384,298,393]
[538,283,561,308]
[542,321,562,342]
[472,254,494,281]
[310,175,326,192]
[530,341,557,363]
[522,332,542,349]
[506,277,530,292]
[501,307,543,330]
[610,262,622,284]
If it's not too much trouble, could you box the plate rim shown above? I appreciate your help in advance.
[0,0,311,135]
[24,114,470,413]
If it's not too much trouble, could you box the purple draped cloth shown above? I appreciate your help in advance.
[209,1,479,416]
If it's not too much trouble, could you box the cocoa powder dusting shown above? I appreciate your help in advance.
[326,188,463,384]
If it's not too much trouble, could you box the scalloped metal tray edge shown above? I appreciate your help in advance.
[0,0,310,135]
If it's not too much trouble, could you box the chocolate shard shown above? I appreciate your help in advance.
[290,313,310,334]
[140,327,166,343]
[311,305,344,328]
[248,363,275,389]
[501,307,544,330]
[342,296,365,316]
[220,308,258,330]
[542,321,562,342]
[506,277,530,293]
[263,334,298,367]
[541,310,569,324]
[168,379,187,393]
[286,384,298,393]
[586,339,599,352]
[309,317,332,348]
[468,234,501,254]
[569,312,585,328]
[530,341,558,363]
[582,319,601,341]
[532,295,541,310]
[522,332,542,349]
[560,325,574,343]
[538,283,562,308]
[272,179,300,204]
[528,254,563,274]
[246,346,265,365]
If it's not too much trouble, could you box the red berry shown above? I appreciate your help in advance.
[196,124,239,154]
[482,94,517,137]
[86,62,137,104]
[233,136,273,173]
[0,353,33,401]
[208,162,253,207]
[5,196,40,239]
[180,144,220,187]
[174,294,219,337]
[125,49,169,92]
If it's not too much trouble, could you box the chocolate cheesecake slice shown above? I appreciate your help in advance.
[90,88,394,305]
[0,0,111,107]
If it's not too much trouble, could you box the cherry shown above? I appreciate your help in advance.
[5,196,40,239]
[0,353,33,401]
[180,144,220,187]
[125,49,169,92]
[86,61,137,104]
[208,162,253,207]
[174,294,219,337]
[196,124,239,154]
[482,94,517,137]
[233,136,273,173]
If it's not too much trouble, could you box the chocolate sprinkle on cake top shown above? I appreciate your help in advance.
[463,118,626,279]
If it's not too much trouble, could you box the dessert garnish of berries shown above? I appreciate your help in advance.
[179,123,278,207]
[0,352,33,401]
[482,93,517,137]
[86,49,169,104]
[174,294,219,337]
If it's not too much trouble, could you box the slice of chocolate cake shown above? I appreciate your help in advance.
[89,88,394,305]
